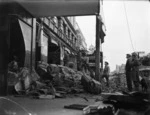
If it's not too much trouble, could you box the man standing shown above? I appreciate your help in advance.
[125,54,132,92]
[131,52,140,91]
[103,61,110,86]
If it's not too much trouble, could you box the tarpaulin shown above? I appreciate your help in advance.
[0,0,99,17]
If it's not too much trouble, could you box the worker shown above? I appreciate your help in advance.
[102,61,110,87]
[125,54,132,92]
[131,52,140,91]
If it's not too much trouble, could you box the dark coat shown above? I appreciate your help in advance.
[125,59,132,72]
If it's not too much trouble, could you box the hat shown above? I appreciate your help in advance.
[126,54,131,58]
[105,61,109,65]
[132,52,137,57]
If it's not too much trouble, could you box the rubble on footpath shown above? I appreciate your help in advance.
[7,61,102,99]
[101,74,127,93]
[81,73,102,94]
[7,61,150,115]
[101,91,150,115]
[8,66,56,98]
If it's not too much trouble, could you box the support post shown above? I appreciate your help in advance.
[0,16,9,96]
[31,18,36,72]
[95,15,101,81]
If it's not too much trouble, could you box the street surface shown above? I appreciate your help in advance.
[8,94,101,115]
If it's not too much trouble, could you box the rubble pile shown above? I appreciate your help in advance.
[81,74,102,94]
[8,66,56,98]
[50,64,84,93]
[140,55,150,66]
[8,61,102,98]
[36,62,102,94]
[102,91,150,115]
[101,74,127,93]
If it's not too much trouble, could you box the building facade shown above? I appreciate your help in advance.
[75,22,87,50]
[36,17,79,67]
[0,3,81,95]
[0,2,36,95]
[115,64,125,74]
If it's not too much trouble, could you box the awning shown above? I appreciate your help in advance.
[19,19,32,51]
[51,39,58,46]
[64,47,71,54]
[1,0,99,17]
[50,33,59,46]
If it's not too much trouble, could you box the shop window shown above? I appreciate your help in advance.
[63,23,66,34]
[70,33,72,41]
[41,34,48,63]
[44,18,49,26]
[68,29,70,38]
[66,27,68,37]
[19,19,32,67]
[61,20,64,32]
[53,17,58,27]
[58,17,61,28]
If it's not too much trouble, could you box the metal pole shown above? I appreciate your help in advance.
[0,16,9,96]
[95,15,101,81]
[31,18,36,72]
[30,18,33,72]
[100,39,103,71]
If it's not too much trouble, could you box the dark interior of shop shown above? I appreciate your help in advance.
[9,17,25,68]
[48,43,60,64]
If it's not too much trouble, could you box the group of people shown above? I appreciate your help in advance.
[125,52,140,92]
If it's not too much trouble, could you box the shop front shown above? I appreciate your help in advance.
[48,34,60,65]
[0,3,36,95]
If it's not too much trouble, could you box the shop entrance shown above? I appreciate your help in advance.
[9,17,25,68]
[48,43,60,65]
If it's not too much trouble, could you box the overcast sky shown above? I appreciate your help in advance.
[76,1,150,71]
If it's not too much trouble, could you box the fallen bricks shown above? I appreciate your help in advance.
[7,62,103,98]
[81,73,102,94]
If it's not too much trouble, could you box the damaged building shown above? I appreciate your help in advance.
[0,2,87,95]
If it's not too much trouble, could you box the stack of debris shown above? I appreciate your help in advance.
[50,64,84,94]
[8,61,102,98]
[36,62,101,94]
[63,91,150,115]
[102,91,150,115]
[81,73,102,94]
[101,74,127,93]
[8,67,56,99]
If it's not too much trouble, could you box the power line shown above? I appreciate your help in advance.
[123,0,135,52]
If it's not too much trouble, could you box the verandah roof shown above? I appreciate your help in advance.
[0,0,99,17]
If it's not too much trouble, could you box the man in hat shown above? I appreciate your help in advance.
[131,52,140,91]
[125,54,132,92]
[102,61,110,86]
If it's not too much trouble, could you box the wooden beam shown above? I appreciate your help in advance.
[95,15,101,81]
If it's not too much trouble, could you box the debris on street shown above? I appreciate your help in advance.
[7,61,102,99]
[81,73,102,94]
[101,73,127,93]
[7,60,150,115]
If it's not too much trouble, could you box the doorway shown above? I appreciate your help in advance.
[9,17,25,68]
